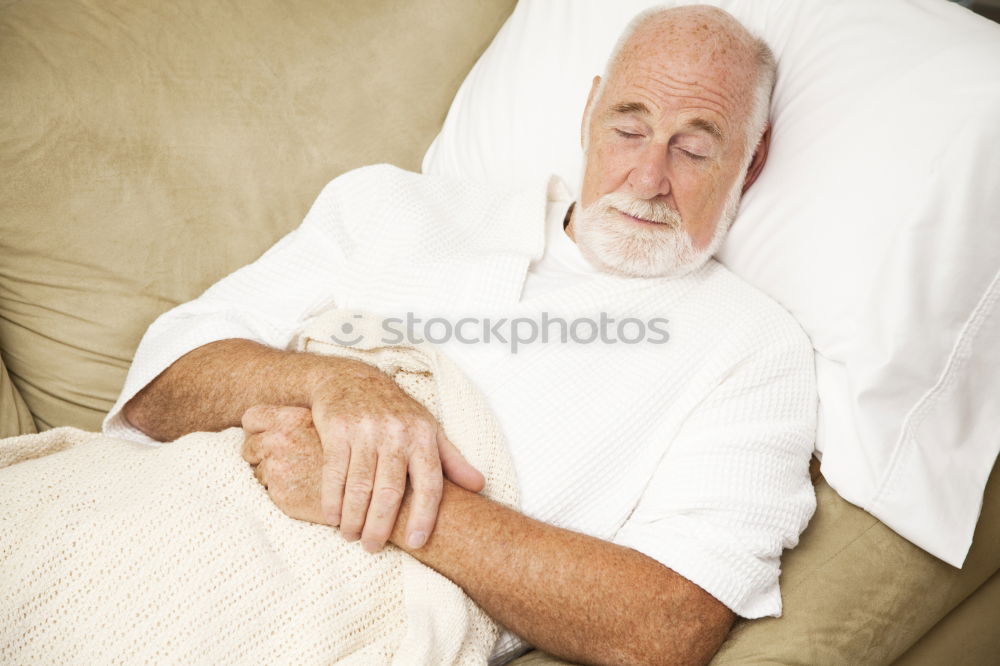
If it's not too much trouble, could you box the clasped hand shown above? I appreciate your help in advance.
[240,364,484,552]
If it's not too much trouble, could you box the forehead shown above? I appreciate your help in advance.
[602,15,757,132]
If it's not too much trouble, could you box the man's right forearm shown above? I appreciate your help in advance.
[122,338,378,441]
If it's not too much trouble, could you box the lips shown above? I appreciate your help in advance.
[613,208,667,226]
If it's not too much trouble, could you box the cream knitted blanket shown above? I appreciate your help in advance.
[0,308,519,665]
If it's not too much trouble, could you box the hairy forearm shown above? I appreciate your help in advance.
[391,480,734,666]
[123,338,375,441]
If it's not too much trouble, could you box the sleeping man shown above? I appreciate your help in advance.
[105,6,817,665]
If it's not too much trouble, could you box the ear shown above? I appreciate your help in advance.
[741,122,771,194]
[581,75,602,149]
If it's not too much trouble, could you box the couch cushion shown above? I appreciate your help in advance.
[508,460,1000,665]
[0,0,516,430]
[0,353,36,437]
[892,569,1000,666]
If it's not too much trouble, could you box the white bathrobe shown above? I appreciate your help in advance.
[101,164,818,663]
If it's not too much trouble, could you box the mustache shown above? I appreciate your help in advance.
[597,192,682,228]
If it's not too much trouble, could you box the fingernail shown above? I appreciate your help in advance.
[362,540,379,554]
[407,531,427,549]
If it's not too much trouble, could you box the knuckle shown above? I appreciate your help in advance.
[323,465,347,487]
[346,479,374,497]
[285,407,314,428]
[273,408,298,430]
[321,436,351,463]
[268,430,292,453]
[353,414,378,435]
[242,404,273,433]
[322,447,349,469]
[409,418,436,442]
[290,406,313,424]
[244,403,269,420]
[416,475,443,498]
[323,416,351,440]
[414,446,444,472]
[373,485,404,505]
[270,459,290,480]
[382,417,406,439]
[340,503,363,521]
[325,465,347,488]
[339,508,363,532]
[377,436,407,457]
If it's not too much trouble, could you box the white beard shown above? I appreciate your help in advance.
[572,176,742,279]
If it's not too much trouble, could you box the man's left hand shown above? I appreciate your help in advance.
[241,404,327,525]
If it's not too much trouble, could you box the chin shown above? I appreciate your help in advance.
[575,208,712,279]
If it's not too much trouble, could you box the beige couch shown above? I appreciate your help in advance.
[1,1,998,663]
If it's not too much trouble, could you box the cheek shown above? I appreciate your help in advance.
[673,171,729,246]
[582,142,630,205]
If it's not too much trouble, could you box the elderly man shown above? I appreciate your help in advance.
[106,6,815,666]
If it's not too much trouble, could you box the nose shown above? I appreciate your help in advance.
[627,142,671,200]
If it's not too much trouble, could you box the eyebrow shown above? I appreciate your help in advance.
[685,117,724,141]
[608,101,724,142]
[609,101,651,116]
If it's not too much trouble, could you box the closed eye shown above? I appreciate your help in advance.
[679,148,707,160]
[614,129,642,139]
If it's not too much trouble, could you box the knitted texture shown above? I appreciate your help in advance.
[0,308,519,665]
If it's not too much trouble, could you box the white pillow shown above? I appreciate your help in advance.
[422,0,1000,568]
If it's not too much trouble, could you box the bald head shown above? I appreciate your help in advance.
[589,5,775,158]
